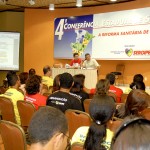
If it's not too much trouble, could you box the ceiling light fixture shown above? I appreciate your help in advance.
[28,0,35,5]
[110,0,117,2]
[49,4,55,10]
[76,0,82,7]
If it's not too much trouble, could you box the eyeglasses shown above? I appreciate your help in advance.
[111,118,150,145]
[63,133,71,150]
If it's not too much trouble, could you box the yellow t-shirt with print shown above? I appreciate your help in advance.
[0,88,24,125]
[42,76,53,88]
[71,126,113,149]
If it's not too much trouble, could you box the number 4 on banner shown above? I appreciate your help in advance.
[55,19,65,40]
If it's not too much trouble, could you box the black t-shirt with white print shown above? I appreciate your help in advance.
[46,91,83,113]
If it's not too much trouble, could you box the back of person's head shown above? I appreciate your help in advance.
[6,71,16,79]
[70,74,85,93]
[29,68,36,77]
[19,72,29,84]
[43,65,51,75]
[133,74,144,82]
[59,73,73,89]
[6,71,19,87]
[111,117,150,150]
[53,74,61,93]
[130,81,145,91]
[96,79,110,95]
[124,89,149,117]
[29,106,68,146]
[84,95,115,150]
[25,75,41,95]
[85,53,90,57]
[73,52,79,57]
[106,73,115,85]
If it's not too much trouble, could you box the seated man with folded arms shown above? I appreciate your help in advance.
[46,72,83,113]
[28,106,70,150]
[70,53,82,68]
[82,53,100,69]
[42,65,53,88]
[0,71,24,125]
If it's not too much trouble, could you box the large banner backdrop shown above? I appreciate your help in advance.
[54,7,150,60]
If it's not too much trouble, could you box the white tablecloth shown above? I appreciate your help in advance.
[52,68,97,89]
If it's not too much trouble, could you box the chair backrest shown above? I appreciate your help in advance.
[65,109,92,138]
[53,63,62,68]
[116,64,125,74]
[0,87,7,94]
[108,120,122,132]
[83,99,92,114]
[17,100,36,130]
[0,96,16,123]
[0,120,27,150]
[89,93,94,99]
[121,93,128,103]
[71,142,84,150]
[141,108,150,120]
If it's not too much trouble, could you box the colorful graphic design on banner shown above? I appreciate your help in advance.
[54,7,150,60]
[54,15,93,58]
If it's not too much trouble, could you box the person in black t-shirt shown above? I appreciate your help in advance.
[46,72,83,113]
[70,74,89,110]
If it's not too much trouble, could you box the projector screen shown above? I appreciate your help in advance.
[0,32,20,70]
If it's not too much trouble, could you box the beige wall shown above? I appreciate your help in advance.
[0,12,24,85]
[23,0,150,86]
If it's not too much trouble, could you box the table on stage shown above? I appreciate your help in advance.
[52,68,98,89]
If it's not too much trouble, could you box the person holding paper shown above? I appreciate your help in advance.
[70,53,82,68]
[82,53,100,69]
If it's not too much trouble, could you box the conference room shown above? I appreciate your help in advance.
[1,0,150,150]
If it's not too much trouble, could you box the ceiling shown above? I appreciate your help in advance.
[0,0,135,12]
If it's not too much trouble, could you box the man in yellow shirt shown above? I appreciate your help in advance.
[0,72,24,125]
[42,65,53,88]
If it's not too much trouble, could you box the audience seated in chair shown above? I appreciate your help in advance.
[106,73,123,103]
[124,74,144,94]
[71,94,116,150]
[117,89,150,119]
[70,74,89,110]
[111,117,150,150]
[42,65,53,88]
[87,79,117,102]
[28,106,70,150]
[24,75,47,110]
[28,68,36,78]
[52,74,61,93]
[0,71,24,125]
[46,73,83,113]
[19,72,29,95]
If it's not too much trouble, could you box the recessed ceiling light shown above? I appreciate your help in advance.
[28,0,35,5]
[49,4,55,11]
[110,0,117,2]
[76,0,82,7]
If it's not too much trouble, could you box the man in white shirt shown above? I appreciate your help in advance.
[82,53,100,69]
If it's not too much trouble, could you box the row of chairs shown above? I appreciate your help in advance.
[0,119,84,150]
[0,94,130,150]
[0,97,36,132]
